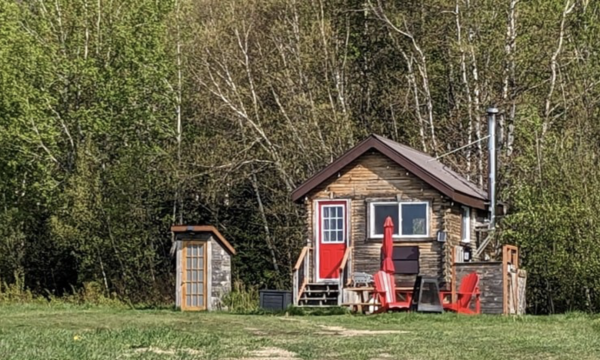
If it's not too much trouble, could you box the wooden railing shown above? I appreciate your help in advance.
[292,246,312,305]
[337,246,353,305]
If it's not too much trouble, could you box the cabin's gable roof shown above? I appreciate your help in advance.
[291,134,488,209]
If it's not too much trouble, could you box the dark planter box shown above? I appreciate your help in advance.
[259,290,292,311]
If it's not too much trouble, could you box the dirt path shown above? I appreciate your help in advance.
[316,325,409,337]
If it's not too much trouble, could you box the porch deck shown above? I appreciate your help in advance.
[293,246,352,307]
[291,245,525,314]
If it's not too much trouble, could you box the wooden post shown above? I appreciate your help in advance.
[306,248,310,283]
[304,249,310,285]
[512,247,520,314]
[517,269,527,315]
[293,270,298,305]
[502,245,519,315]
[502,246,508,314]
[451,246,456,304]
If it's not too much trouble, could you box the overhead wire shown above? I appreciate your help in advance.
[428,135,490,162]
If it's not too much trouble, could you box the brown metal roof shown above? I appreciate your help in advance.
[170,225,236,255]
[291,134,488,209]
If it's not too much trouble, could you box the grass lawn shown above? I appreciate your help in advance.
[0,304,599,360]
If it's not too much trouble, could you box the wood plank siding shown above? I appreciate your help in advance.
[443,206,462,282]
[455,262,504,314]
[303,150,477,284]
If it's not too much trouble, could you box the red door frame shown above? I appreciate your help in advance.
[315,199,350,282]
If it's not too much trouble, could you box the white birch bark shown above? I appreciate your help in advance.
[369,0,437,154]
[543,0,575,139]
[502,0,519,156]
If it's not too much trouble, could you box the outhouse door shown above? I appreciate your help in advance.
[182,241,207,310]
[316,200,348,282]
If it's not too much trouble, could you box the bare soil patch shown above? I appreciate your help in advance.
[121,347,203,357]
[244,327,268,335]
[233,346,300,360]
[316,325,409,337]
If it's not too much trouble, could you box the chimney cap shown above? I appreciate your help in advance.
[486,107,499,114]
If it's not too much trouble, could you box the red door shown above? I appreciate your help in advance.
[317,201,348,281]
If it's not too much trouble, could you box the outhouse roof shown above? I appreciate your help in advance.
[291,134,488,209]
[171,225,236,255]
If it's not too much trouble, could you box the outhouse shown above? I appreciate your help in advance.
[171,225,235,311]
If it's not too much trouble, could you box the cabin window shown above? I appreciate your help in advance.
[461,206,471,243]
[371,203,400,236]
[369,201,429,238]
[321,205,346,243]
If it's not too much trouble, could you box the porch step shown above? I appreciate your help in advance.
[298,283,340,307]
[299,295,338,301]
[301,289,339,294]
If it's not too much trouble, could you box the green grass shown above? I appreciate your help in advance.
[0,304,599,360]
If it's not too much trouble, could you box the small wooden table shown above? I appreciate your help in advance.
[343,286,415,313]
[343,287,377,313]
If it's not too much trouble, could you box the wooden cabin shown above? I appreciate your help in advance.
[171,225,236,311]
[291,135,490,307]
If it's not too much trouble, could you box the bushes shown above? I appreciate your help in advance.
[0,279,126,307]
[502,125,600,314]
[0,275,39,304]
[221,280,259,312]
[53,282,126,307]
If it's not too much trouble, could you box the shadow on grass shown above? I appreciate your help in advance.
[223,305,351,316]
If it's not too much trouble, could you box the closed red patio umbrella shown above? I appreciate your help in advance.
[381,216,395,274]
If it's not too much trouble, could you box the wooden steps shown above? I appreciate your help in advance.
[298,283,340,307]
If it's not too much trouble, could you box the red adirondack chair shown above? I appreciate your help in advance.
[440,272,481,314]
[372,271,410,313]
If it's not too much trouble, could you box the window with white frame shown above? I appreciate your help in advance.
[461,206,471,242]
[369,202,429,238]
[321,205,345,243]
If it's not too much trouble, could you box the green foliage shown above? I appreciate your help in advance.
[1,0,600,314]
[221,280,259,312]
[48,282,126,307]
[0,277,125,307]
[502,115,600,313]
[0,274,41,304]
[0,0,178,302]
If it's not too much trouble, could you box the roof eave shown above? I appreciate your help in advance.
[291,135,488,210]
[375,141,488,210]
[170,225,236,255]
[291,136,377,202]
[449,191,487,210]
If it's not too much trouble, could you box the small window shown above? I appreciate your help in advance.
[461,206,471,243]
[401,203,427,236]
[369,201,429,238]
[321,205,345,243]
[372,204,400,236]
